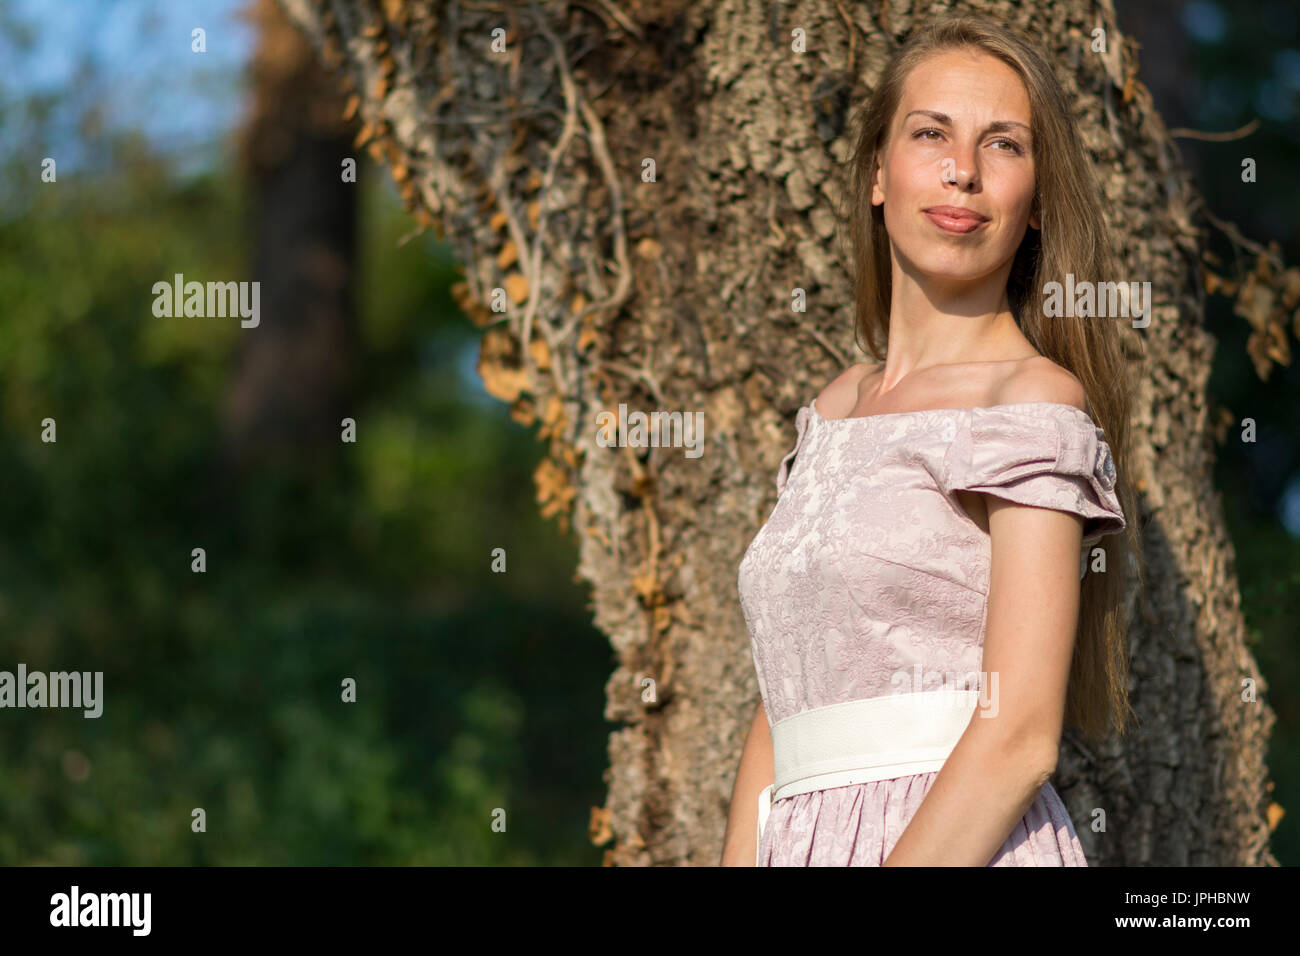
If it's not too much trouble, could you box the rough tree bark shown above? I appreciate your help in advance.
[275,0,1284,865]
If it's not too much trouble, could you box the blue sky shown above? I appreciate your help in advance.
[1,0,253,176]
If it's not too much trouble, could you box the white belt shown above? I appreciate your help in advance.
[754,690,979,865]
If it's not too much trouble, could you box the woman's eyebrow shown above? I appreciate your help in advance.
[903,110,1032,136]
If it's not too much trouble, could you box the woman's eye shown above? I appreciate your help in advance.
[914,130,1022,154]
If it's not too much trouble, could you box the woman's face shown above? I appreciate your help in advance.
[871,48,1038,288]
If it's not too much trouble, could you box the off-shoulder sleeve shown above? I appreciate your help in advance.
[775,405,812,495]
[942,405,1125,546]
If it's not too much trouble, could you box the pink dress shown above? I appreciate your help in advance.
[737,397,1126,866]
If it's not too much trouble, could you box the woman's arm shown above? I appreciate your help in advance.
[882,496,1084,865]
[720,700,775,865]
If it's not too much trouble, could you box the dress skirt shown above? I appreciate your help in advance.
[757,772,1089,866]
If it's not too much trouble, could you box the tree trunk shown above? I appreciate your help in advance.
[275,0,1279,865]
[226,0,359,466]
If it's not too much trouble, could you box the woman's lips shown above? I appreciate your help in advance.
[922,207,989,234]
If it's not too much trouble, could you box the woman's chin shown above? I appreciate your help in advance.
[905,261,1002,286]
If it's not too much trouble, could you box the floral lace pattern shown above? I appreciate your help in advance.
[737,399,1126,866]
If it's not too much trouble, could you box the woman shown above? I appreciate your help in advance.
[724,15,1144,866]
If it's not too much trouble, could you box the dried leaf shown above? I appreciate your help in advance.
[589,806,613,846]
[1255,249,1276,283]
[1234,273,1275,332]
[478,328,531,402]
[635,237,662,260]
[578,323,601,352]
[505,273,529,305]
[1121,66,1137,104]
[509,398,536,427]
[1266,320,1290,365]
[1246,329,1276,381]
[1281,267,1300,309]
[496,239,519,270]
[534,457,575,518]
[454,284,494,328]
[381,0,406,26]
[529,337,552,372]
[538,394,565,439]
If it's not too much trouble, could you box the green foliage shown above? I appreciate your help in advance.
[0,140,610,865]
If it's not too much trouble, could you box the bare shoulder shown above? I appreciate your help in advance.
[992,356,1087,412]
[814,362,880,417]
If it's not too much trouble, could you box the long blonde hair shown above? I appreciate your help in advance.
[843,14,1143,746]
